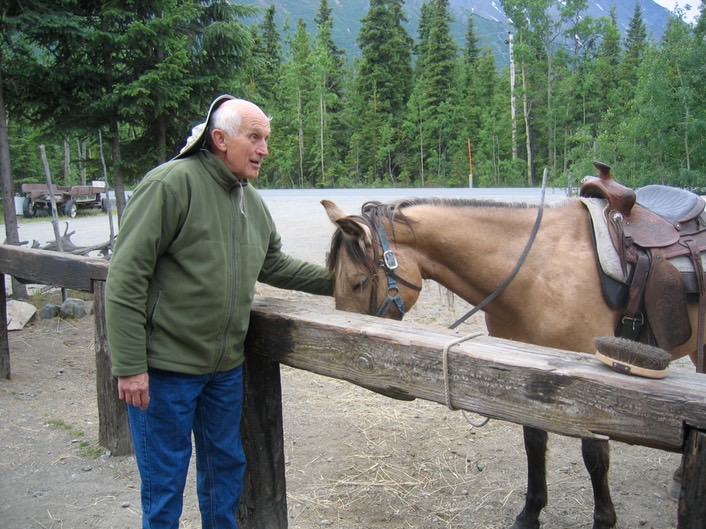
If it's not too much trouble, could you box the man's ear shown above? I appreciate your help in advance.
[210,129,227,152]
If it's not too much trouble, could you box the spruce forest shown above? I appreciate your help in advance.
[2,0,705,199]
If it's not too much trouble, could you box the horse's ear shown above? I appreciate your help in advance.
[321,200,372,245]
[321,199,346,222]
[336,218,372,246]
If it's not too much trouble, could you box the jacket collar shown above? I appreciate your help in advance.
[196,150,250,191]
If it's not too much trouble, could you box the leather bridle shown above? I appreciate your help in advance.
[369,223,422,318]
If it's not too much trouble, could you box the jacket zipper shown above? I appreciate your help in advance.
[212,185,240,372]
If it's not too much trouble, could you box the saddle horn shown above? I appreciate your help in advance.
[593,160,612,180]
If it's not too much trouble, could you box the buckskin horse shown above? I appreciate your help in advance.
[321,164,706,529]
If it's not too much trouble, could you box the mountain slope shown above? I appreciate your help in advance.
[240,0,672,63]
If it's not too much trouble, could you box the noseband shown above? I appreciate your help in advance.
[370,223,422,318]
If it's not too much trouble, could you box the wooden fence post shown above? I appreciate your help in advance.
[0,273,9,379]
[93,280,133,455]
[238,343,288,529]
[677,428,706,528]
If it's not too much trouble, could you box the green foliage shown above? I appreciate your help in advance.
[3,0,705,194]
[4,0,256,193]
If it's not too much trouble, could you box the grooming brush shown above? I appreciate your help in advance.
[593,336,671,379]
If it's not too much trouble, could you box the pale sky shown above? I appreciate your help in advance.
[653,0,700,23]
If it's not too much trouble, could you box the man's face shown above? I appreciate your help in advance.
[216,103,271,180]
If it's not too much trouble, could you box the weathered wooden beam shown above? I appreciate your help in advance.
[247,297,706,453]
[0,245,108,292]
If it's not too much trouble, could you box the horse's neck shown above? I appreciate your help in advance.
[401,201,583,308]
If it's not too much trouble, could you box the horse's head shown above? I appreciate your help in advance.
[322,199,422,320]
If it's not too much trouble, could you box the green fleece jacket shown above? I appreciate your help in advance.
[105,151,333,377]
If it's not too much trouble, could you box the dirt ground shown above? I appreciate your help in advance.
[0,282,689,529]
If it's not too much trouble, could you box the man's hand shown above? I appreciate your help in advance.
[118,373,150,410]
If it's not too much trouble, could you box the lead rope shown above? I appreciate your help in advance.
[442,332,489,426]
[444,168,551,428]
[448,167,550,330]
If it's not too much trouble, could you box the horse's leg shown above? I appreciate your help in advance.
[581,438,617,529]
[510,426,548,529]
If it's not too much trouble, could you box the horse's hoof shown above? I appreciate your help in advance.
[509,517,539,529]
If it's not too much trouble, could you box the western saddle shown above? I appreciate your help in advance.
[580,161,706,373]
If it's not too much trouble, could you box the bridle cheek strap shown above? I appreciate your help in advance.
[373,224,422,318]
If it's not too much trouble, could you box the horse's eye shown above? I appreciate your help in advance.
[352,277,369,291]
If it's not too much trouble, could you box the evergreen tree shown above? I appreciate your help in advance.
[500,0,549,181]
[314,0,346,74]
[424,0,458,110]
[418,0,460,183]
[551,5,605,177]
[455,15,484,186]
[459,14,483,136]
[250,5,284,187]
[414,1,435,73]
[354,0,413,182]
[620,2,648,97]
[356,0,413,116]
[253,5,283,104]
[279,19,316,187]
[312,0,348,186]
[0,4,30,298]
[593,7,622,115]
[696,0,706,34]
[463,15,480,69]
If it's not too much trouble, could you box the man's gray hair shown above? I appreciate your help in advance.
[209,103,242,139]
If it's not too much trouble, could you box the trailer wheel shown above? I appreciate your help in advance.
[64,199,77,218]
[22,196,34,219]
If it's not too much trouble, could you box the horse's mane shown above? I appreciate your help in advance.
[326,196,572,274]
[366,196,566,218]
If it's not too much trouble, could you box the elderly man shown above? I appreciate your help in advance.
[105,95,333,529]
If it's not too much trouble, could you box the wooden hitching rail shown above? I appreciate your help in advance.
[0,245,704,529]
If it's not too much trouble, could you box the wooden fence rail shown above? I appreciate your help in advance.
[1,245,705,528]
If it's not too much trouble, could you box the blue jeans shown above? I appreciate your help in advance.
[127,365,246,529]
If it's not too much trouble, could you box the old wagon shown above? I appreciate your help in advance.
[21,181,110,218]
